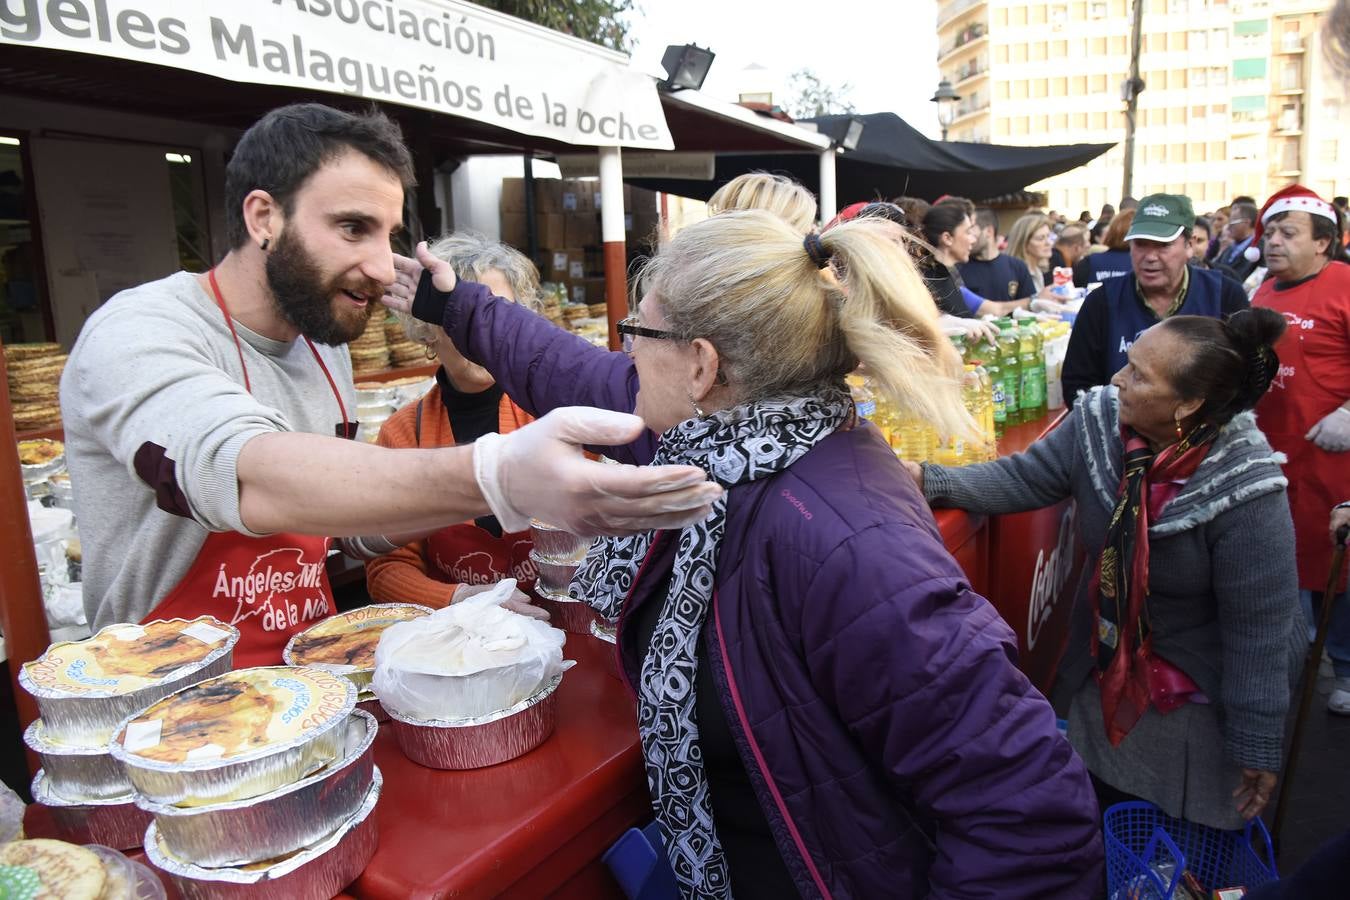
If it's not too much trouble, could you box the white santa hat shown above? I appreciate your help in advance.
[1246,184,1340,262]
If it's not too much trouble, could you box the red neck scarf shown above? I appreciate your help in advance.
[1092,424,1217,745]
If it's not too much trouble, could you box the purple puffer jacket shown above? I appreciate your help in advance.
[420,280,1104,898]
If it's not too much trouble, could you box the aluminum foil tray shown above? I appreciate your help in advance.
[18,438,65,483]
[529,551,579,594]
[386,674,562,770]
[532,584,598,634]
[24,718,131,801]
[144,768,381,900]
[355,695,389,723]
[528,520,593,562]
[590,619,621,681]
[31,769,154,851]
[110,666,356,808]
[20,617,239,749]
[136,709,377,868]
[283,603,433,693]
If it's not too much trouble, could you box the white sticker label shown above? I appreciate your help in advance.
[553,252,568,270]
[108,625,146,642]
[185,743,226,762]
[569,261,585,279]
[123,719,163,752]
[182,622,231,644]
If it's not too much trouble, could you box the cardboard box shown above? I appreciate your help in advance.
[534,179,563,213]
[561,178,580,212]
[500,178,527,213]
[537,213,565,248]
[546,248,584,281]
[565,212,599,248]
[500,212,528,249]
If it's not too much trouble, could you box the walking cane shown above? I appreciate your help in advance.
[1272,522,1350,846]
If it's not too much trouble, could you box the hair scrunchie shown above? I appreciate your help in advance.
[803,232,832,269]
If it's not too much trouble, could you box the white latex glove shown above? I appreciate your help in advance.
[473,407,722,537]
[1306,406,1350,452]
[939,314,999,343]
[1029,298,1069,316]
[452,582,550,621]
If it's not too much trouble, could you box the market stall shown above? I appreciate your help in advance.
[12,403,1081,898]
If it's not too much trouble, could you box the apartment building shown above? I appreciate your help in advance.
[935,0,1350,214]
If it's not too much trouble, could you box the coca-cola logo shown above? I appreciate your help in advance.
[1027,503,1077,650]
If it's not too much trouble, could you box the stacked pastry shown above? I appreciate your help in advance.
[110,665,380,897]
[383,313,425,369]
[5,343,66,432]
[347,315,390,376]
[20,617,239,851]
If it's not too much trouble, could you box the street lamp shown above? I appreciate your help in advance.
[931,78,961,141]
[660,44,716,92]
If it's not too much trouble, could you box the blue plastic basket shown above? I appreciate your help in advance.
[1103,801,1278,899]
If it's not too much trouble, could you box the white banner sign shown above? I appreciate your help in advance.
[0,0,674,150]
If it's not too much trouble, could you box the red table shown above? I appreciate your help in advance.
[352,634,646,899]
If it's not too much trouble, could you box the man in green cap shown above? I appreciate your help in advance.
[1061,192,1250,406]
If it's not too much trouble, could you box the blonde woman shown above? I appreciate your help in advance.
[364,233,545,617]
[1007,212,1055,294]
[388,211,1102,898]
[706,172,817,232]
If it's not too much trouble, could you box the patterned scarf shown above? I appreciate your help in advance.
[1092,424,1216,746]
[573,388,853,899]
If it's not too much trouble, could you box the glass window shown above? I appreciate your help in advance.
[1091,73,1108,92]
[1234,18,1269,36]
[1192,68,1207,87]
[1031,42,1048,62]
[996,45,1010,63]
[1189,142,1205,161]
[1189,30,1207,51]
[1172,69,1187,89]
[996,82,1010,100]
[1319,139,1339,164]
[1092,36,1107,55]
[1030,4,1048,24]
[1111,35,1127,54]
[1052,77,1068,96]
[1014,80,1030,99]
[1072,111,1088,129]
[1014,43,1029,63]
[1233,58,1268,80]
[1091,110,1108,129]
[1033,78,1049,97]
[1011,6,1028,25]
[994,7,1009,26]
[1052,39,1069,56]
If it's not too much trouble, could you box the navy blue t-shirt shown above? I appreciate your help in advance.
[958,254,1036,302]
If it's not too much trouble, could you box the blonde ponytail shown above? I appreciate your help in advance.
[643,210,976,442]
[818,221,977,442]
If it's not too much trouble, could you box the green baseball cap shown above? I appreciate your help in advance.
[1124,193,1195,242]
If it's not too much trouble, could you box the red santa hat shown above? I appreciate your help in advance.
[1246,184,1339,262]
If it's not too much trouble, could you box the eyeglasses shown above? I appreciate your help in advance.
[616,316,679,353]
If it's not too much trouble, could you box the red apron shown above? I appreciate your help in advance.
[424,523,536,589]
[1253,263,1350,591]
[141,270,350,667]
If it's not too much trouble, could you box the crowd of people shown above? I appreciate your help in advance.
[45,97,1350,898]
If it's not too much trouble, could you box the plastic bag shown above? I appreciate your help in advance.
[372,579,572,720]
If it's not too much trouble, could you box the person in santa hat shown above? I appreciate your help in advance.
[1250,183,1350,714]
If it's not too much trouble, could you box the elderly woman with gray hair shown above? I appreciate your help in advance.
[364,232,545,617]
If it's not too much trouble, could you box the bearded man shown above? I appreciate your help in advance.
[59,104,719,666]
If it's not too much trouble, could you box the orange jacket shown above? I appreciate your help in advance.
[364,383,532,608]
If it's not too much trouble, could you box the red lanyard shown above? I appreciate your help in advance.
[207,269,351,436]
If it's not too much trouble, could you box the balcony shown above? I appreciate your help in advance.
[1276,34,1304,54]
[939,22,988,61]
[937,0,986,30]
[951,98,992,124]
[952,57,989,86]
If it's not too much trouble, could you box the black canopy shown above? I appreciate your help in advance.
[624,111,1115,204]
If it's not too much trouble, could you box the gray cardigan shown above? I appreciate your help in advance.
[922,385,1302,771]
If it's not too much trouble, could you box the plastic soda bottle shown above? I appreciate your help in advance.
[996,319,1022,426]
[1018,323,1047,422]
[964,362,996,462]
[847,374,877,424]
